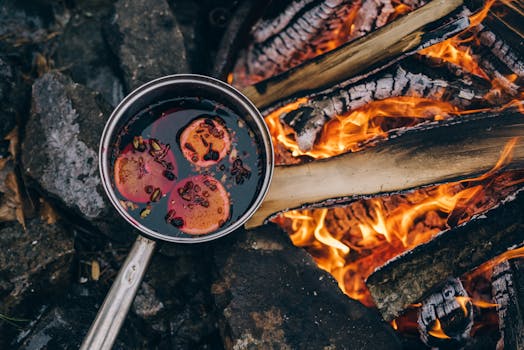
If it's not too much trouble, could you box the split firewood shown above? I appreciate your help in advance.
[240,0,468,109]
[491,259,524,350]
[245,106,524,229]
[365,189,524,321]
[418,278,474,348]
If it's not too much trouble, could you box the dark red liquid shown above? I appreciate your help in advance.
[110,97,264,237]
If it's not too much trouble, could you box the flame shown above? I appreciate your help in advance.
[265,97,458,161]
[472,245,524,275]
[418,0,496,79]
[455,296,471,317]
[428,319,451,339]
[274,139,523,305]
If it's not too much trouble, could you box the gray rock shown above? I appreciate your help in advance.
[132,282,164,319]
[0,218,74,314]
[54,9,125,107]
[0,58,27,138]
[136,246,223,348]
[212,224,402,350]
[105,0,189,91]
[22,72,132,241]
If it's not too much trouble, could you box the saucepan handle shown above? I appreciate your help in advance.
[80,235,156,350]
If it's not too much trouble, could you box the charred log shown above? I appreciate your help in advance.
[473,3,524,81]
[491,258,524,350]
[365,189,524,321]
[233,0,430,87]
[233,0,360,87]
[418,278,474,348]
[246,106,524,228]
[211,0,269,80]
[240,0,469,109]
[277,58,488,151]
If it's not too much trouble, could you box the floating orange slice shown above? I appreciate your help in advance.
[114,138,177,203]
[180,117,231,167]
[166,175,230,235]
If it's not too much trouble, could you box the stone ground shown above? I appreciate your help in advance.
[0,0,401,348]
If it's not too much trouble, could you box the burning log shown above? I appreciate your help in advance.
[240,0,469,109]
[417,277,474,348]
[365,188,524,321]
[246,106,524,228]
[276,58,488,151]
[491,258,524,349]
[232,0,430,87]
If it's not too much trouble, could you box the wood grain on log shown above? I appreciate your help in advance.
[240,0,467,109]
[365,189,524,321]
[491,259,524,350]
[245,107,524,228]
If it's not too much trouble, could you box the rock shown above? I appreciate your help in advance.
[0,0,69,57]
[0,57,27,138]
[133,245,224,348]
[0,218,74,346]
[22,72,132,241]
[13,284,150,350]
[105,0,189,91]
[132,282,164,320]
[54,8,125,107]
[212,224,402,350]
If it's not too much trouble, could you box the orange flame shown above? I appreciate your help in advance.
[274,139,523,305]
[428,319,451,339]
[418,0,496,79]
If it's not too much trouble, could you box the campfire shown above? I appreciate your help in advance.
[0,0,522,348]
[226,0,524,348]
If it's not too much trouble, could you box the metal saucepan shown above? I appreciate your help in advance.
[82,74,276,349]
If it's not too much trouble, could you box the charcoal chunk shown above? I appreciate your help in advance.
[0,219,74,321]
[105,0,189,90]
[22,72,131,241]
[212,224,401,350]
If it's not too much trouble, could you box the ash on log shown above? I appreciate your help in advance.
[418,277,474,348]
[246,107,524,228]
[491,258,524,350]
[366,189,524,321]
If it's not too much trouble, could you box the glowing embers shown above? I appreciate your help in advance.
[272,139,524,306]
